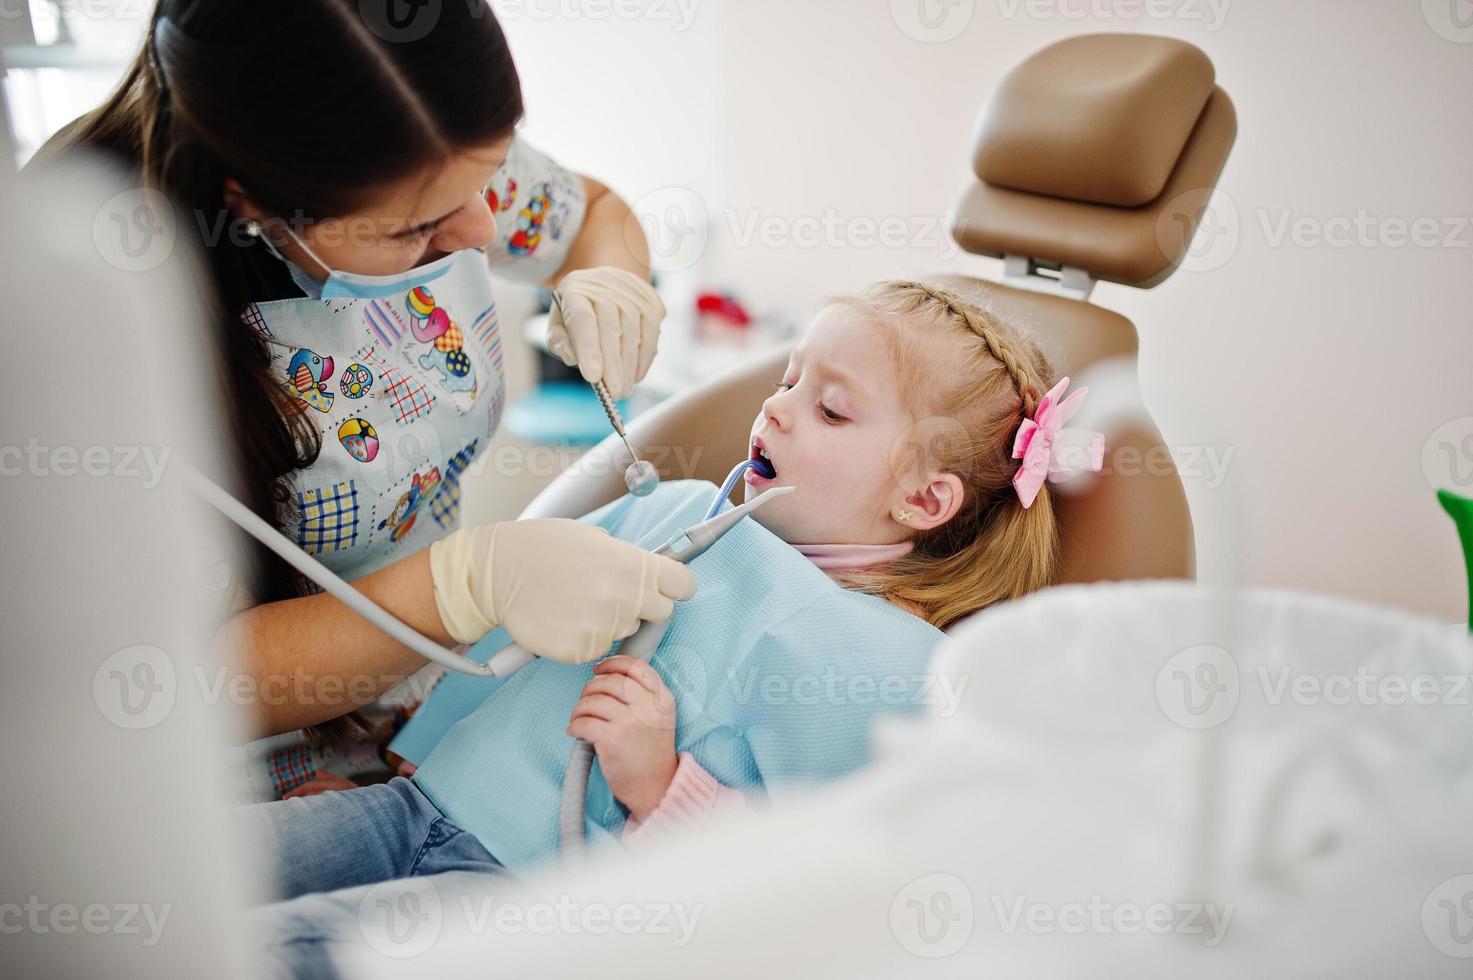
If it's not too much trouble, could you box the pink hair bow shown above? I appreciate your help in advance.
[1011,377,1106,509]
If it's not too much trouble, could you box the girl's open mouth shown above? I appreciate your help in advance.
[748,440,777,482]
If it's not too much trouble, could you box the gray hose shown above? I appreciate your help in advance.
[559,618,673,858]
[559,740,597,857]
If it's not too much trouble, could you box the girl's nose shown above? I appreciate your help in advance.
[762,391,792,431]
[432,191,497,253]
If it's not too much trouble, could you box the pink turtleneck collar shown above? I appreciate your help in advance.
[794,540,914,574]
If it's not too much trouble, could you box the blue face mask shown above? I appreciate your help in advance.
[247,218,465,301]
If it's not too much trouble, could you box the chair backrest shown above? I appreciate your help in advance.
[526,32,1237,587]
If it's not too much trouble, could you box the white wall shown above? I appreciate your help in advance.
[498,0,1473,621]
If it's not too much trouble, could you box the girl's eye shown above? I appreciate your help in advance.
[773,380,793,392]
[820,403,846,423]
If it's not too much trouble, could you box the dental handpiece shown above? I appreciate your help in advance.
[484,482,796,678]
[558,482,795,858]
[549,292,659,497]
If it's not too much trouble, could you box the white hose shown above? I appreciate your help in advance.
[184,464,495,677]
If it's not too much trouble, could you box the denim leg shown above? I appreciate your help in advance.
[249,871,508,980]
[238,776,503,900]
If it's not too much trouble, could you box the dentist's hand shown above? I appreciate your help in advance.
[547,267,665,399]
[429,520,695,665]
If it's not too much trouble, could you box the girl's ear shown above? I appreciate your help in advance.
[896,472,965,532]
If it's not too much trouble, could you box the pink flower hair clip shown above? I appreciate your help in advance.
[1011,376,1106,509]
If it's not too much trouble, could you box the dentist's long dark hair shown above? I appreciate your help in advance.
[36,0,523,604]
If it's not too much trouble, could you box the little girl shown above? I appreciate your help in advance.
[245,281,1102,975]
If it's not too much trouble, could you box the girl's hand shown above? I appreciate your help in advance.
[566,656,678,821]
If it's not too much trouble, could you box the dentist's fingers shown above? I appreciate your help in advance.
[546,295,578,367]
[637,588,676,626]
[651,554,697,601]
[561,291,604,384]
[594,295,628,398]
[634,316,660,387]
[617,303,641,401]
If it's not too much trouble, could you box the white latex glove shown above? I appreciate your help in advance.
[429,519,696,665]
[547,267,665,400]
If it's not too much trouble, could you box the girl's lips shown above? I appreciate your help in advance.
[744,464,774,487]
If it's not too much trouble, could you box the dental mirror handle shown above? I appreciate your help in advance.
[549,292,640,457]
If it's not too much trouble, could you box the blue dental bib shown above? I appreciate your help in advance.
[394,480,946,871]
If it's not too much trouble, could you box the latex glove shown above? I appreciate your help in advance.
[547,267,665,399]
[429,519,696,665]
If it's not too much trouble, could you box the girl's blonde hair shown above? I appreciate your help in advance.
[832,280,1060,630]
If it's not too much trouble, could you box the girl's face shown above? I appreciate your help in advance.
[743,305,921,545]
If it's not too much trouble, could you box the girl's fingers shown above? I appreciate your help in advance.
[566,716,608,743]
[594,655,664,695]
[569,692,627,725]
[578,673,639,706]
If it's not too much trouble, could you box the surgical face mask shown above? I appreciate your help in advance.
[246,218,462,301]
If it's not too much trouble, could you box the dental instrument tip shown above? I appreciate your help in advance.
[625,459,660,497]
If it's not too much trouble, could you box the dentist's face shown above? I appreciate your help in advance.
[229,136,511,278]
[743,305,916,545]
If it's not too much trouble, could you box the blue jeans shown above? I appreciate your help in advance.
[239,777,509,978]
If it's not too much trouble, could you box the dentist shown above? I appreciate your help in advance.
[40,0,694,735]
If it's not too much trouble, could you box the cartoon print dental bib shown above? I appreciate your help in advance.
[250,248,507,583]
[241,135,586,584]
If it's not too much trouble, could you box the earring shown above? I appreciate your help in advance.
[895,507,914,522]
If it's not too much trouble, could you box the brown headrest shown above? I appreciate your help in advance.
[975,34,1215,207]
[952,33,1237,289]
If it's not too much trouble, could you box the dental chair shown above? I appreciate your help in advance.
[525,33,1235,590]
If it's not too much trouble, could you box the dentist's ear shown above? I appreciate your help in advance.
[222,177,265,226]
[895,473,964,531]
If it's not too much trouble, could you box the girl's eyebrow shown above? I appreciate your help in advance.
[812,358,861,390]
